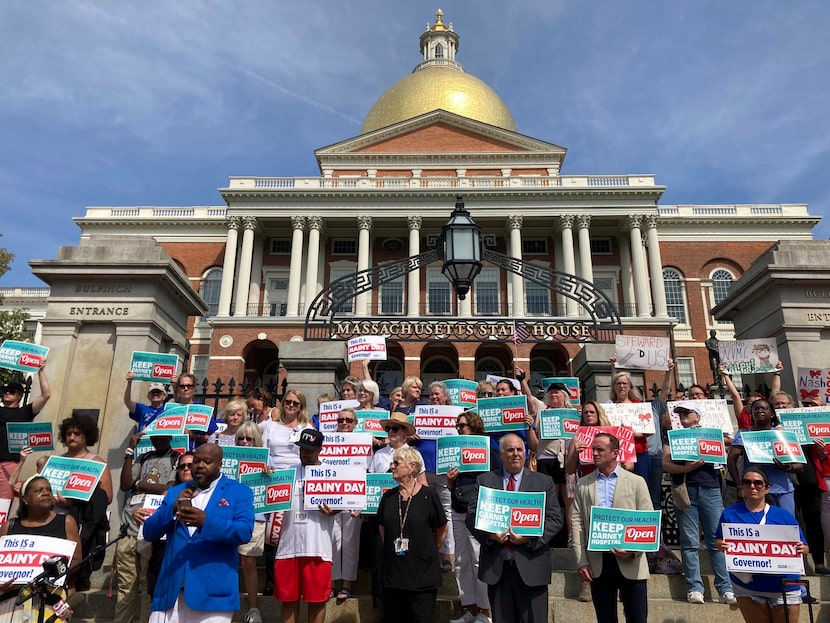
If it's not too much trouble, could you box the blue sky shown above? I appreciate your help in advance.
[2,1,828,286]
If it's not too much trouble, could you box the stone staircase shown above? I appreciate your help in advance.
[66,548,828,622]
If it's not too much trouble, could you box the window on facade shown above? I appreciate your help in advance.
[380,277,404,315]
[200,268,222,317]
[191,355,209,387]
[662,268,687,324]
[529,357,555,396]
[269,239,291,254]
[427,269,452,315]
[329,267,355,314]
[435,43,444,58]
[475,268,500,315]
[590,238,612,255]
[526,280,551,316]
[475,358,504,381]
[268,278,288,317]
[374,359,403,398]
[332,240,357,255]
[711,269,734,305]
[676,358,695,392]
[522,239,548,255]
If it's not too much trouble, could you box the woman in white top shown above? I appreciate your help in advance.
[214,398,246,446]
[261,388,314,469]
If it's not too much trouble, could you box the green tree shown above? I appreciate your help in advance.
[0,241,32,385]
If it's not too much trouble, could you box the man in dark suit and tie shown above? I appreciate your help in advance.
[465,433,561,623]
[572,432,651,623]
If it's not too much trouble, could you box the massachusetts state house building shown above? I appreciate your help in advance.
[72,11,818,397]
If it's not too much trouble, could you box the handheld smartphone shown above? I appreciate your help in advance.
[178,498,192,509]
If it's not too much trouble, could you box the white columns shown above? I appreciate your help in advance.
[217,217,240,317]
[576,215,594,283]
[303,216,323,315]
[407,216,422,317]
[628,215,652,317]
[618,236,635,317]
[233,217,257,316]
[644,215,668,318]
[560,215,577,317]
[508,215,524,316]
[286,216,306,317]
[356,216,372,316]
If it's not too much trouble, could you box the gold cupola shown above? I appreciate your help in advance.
[361,9,517,134]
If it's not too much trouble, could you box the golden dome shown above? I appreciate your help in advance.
[361,11,517,134]
[361,66,517,134]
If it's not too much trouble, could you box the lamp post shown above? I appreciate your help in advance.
[440,195,482,300]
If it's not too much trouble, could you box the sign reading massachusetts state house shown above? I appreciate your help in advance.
[330,318,612,343]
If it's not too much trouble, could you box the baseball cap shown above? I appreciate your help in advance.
[148,383,166,394]
[673,400,703,414]
[294,428,324,450]
[3,381,24,394]
[546,382,569,393]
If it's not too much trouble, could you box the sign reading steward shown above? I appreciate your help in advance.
[40,456,106,502]
[436,435,490,474]
[6,422,54,453]
[0,340,48,374]
[476,396,528,433]
[129,351,179,382]
[241,468,296,513]
[473,486,546,537]
[587,506,661,552]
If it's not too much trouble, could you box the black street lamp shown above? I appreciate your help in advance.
[441,196,482,300]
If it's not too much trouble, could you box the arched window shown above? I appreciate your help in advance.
[435,43,444,58]
[662,268,687,324]
[711,269,734,305]
[475,357,504,381]
[200,268,222,317]
[374,359,403,398]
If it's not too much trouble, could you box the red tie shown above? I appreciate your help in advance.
[507,474,516,491]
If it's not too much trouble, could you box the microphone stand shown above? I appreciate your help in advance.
[14,523,131,623]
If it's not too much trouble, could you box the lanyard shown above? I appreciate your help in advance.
[398,485,415,538]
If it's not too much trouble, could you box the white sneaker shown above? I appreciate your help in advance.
[244,608,262,623]
[449,611,476,623]
[473,614,492,623]
[687,591,705,604]
[719,592,737,605]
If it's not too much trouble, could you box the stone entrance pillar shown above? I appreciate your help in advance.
[278,340,348,409]
[29,235,206,508]
[713,241,830,399]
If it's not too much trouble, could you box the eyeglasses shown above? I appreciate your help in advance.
[236,436,254,442]
[178,463,193,470]
[614,382,631,387]
[3,389,17,394]
[386,425,403,433]
[337,418,355,424]
[478,392,495,398]
[283,399,301,407]
[391,460,409,467]
[741,479,767,488]
[178,384,194,389]
[456,423,470,429]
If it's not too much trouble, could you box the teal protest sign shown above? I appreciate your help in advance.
[129,351,178,382]
[741,430,807,464]
[436,435,490,474]
[539,408,580,440]
[778,408,830,444]
[476,396,528,433]
[241,468,296,513]
[220,446,269,481]
[40,456,106,502]
[183,404,214,432]
[444,379,478,407]
[142,409,187,436]
[5,422,54,453]
[588,506,662,552]
[473,486,546,537]
[666,428,726,464]
[355,410,388,438]
[0,340,48,374]
[364,473,396,514]
[135,434,189,459]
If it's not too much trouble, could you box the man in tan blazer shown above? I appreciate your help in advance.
[571,432,651,623]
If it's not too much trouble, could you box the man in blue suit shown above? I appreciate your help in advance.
[144,443,254,623]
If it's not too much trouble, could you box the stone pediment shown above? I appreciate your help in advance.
[315,110,566,171]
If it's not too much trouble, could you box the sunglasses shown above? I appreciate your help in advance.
[479,392,495,398]
[386,425,404,433]
[178,463,193,470]
[456,423,470,429]
[3,389,18,394]
[178,384,195,389]
[283,399,301,407]
[236,436,254,442]
[741,479,767,488]
[337,418,355,424]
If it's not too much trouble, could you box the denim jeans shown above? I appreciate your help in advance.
[676,485,732,595]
